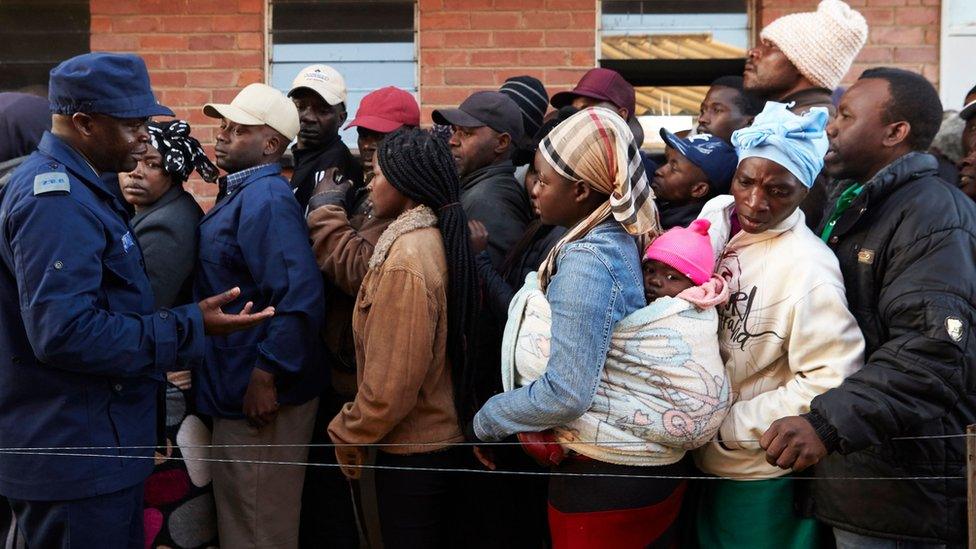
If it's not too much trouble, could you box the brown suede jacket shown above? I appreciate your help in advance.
[328,206,464,454]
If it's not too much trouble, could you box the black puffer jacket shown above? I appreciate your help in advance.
[806,153,976,545]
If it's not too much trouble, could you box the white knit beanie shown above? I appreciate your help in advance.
[761,0,869,90]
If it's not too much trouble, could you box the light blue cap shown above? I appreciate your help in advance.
[730,101,829,188]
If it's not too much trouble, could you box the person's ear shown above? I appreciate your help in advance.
[494,132,512,155]
[71,112,96,137]
[690,181,711,200]
[573,180,591,204]
[882,121,911,149]
[264,133,282,157]
[337,103,348,127]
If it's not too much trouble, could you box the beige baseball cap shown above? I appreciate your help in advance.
[288,64,347,106]
[203,83,300,141]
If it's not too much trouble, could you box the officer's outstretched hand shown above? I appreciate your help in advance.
[199,287,275,335]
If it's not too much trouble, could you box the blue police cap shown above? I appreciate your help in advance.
[48,52,174,118]
[659,129,738,195]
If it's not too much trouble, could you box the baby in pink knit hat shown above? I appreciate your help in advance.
[643,218,728,306]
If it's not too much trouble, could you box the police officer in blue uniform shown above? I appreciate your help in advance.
[0,53,274,548]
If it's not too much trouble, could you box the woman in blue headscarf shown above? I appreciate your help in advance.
[691,102,866,547]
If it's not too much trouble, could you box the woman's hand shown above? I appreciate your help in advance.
[517,431,565,467]
[473,446,496,470]
[242,368,278,428]
[335,446,366,480]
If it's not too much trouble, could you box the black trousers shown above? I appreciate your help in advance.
[374,448,463,549]
[9,483,143,549]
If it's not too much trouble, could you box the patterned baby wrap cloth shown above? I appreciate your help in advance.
[501,273,732,466]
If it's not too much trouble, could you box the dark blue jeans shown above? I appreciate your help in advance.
[9,483,143,549]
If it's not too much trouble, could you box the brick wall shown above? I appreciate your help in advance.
[90,0,266,205]
[759,0,940,87]
[417,0,597,123]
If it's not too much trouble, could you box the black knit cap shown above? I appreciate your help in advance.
[500,75,549,139]
[376,127,480,423]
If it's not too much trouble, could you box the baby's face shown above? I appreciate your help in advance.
[642,259,695,303]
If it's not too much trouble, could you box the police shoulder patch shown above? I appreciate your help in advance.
[33,171,71,195]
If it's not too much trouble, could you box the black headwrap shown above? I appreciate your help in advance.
[148,120,218,183]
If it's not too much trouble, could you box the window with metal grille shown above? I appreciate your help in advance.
[269,0,417,147]
[599,0,752,145]
[0,0,90,92]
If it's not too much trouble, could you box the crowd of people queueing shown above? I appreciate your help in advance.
[1,1,976,548]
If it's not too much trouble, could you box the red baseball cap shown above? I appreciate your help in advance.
[345,86,420,133]
[550,68,636,119]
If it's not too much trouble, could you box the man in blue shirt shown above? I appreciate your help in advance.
[0,53,273,549]
[198,83,326,549]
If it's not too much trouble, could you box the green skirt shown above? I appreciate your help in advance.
[695,477,820,549]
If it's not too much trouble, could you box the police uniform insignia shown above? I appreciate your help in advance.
[33,172,70,195]
[122,231,135,254]
[945,317,964,342]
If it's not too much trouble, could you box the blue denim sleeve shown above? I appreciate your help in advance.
[473,244,625,441]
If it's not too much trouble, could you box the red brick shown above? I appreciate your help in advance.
[895,6,937,25]
[90,16,113,33]
[921,64,938,84]
[443,0,494,8]
[866,0,909,6]
[186,70,237,87]
[444,31,493,47]
[150,71,188,88]
[422,50,471,66]
[923,27,940,45]
[238,0,264,13]
[237,33,264,50]
[212,89,242,103]
[871,25,924,45]
[470,50,519,66]
[570,49,595,67]
[544,30,593,48]
[473,12,521,29]
[161,53,215,69]
[188,35,238,51]
[522,11,573,29]
[546,0,592,8]
[159,89,211,107]
[544,68,588,86]
[213,52,264,71]
[212,15,262,32]
[159,16,213,32]
[444,68,497,85]
[421,66,445,85]
[109,16,161,33]
[518,50,568,66]
[492,30,544,48]
[237,69,265,86]
[420,87,473,105]
[420,30,447,48]
[424,13,471,30]
[90,33,140,51]
[140,34,189,50]
[858,7,894,25]
[855,45,893,63]
[893,46,938,63]
[185,0,225,14]
[418,0,444,10]
[89,0,142,15]
[495,0,544,7]
[571,11,597,29]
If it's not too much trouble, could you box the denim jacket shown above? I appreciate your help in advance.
[473,219,646,441]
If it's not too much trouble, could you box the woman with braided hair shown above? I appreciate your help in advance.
[328,127,477,548]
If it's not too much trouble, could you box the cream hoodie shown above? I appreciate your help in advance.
[693,195,865,479]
